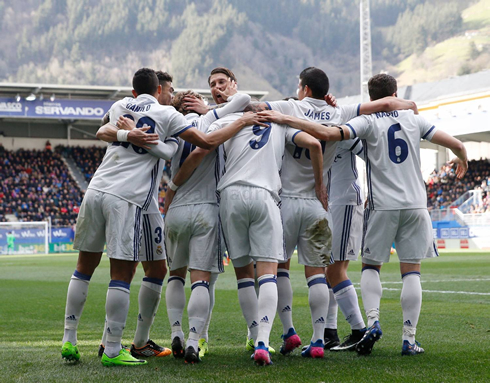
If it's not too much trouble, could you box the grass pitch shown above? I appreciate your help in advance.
[0,251,489,382]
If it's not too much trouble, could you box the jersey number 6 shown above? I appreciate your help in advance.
[388,123,408,164]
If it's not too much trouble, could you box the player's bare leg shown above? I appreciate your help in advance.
[185,269,211,363]
[327,261,366,351]
[62,251,102,361]
[399,262,424,355]
[167,267,187,358]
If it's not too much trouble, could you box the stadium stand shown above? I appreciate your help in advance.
[0,145,83,226]
[426,158,490,212]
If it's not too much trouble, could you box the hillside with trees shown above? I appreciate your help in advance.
[0,0,487,98]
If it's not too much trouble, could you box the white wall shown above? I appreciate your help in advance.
[0,137,106,151]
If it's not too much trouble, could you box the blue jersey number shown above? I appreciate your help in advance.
[112,114,156,155]
[292,140,327,160]
[249,123,272,150]
[387,123,408,164]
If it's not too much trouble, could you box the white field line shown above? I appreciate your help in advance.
[378,287,490,296]
[351,278,490,296]
[352,278,490,286]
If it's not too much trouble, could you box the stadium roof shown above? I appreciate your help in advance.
[0,82,269,103]
[337,70,490,146]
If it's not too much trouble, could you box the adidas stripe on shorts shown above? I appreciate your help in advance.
[329,204,363,261]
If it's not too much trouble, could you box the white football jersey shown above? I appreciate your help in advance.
[170,113,220,207]
[88,94,189,209]
[267,97,360,198]
[327,138,364,206]
[207,113,300,203]
[169,93,251,207]
[346,110,437,210]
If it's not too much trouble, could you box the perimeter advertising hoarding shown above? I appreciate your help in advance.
[0,97,114,119]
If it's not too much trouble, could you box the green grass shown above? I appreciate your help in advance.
[0,252,489,382]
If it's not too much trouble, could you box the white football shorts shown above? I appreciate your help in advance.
[361,208,438,264]
[164,203,223,273]
[74,189,142,261]
[139,213,166,262]
[282,197,332,267]
[330,204,363,262]
[219,186,285,268]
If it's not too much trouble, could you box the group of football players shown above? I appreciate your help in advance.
[61,65,468,366]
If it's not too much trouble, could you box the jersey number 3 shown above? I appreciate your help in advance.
[249,123,271,150]
[388,123,408,164]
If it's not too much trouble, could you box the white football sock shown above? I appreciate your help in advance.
[256,274,278,348]
[401,272,422,344]
[333,279,365,330]
[277,269,294,335]
[307,274,329,343]
[326,286,338,329]
[187,281,210,352]
[166,276,186,341]
[133,277,163,348]
[104,280,131,358]
[237,278,259,342]
[201,273,218,342]
[360,267,382,327]
[62,270,91,345]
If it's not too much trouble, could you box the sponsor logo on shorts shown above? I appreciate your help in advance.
[348,249,355,255]
[364,248,371,255]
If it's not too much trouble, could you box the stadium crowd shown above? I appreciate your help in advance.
[426,158,490,211]
[0,146,83,226]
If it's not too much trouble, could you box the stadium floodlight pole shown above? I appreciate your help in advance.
[360,0,373,103]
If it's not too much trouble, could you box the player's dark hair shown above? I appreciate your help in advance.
[299,67,329,99]
[368,74,398,101]
[208,67,237,85]
[156,71,173,85]
[132,68,159,96]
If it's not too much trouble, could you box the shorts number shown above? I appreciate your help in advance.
[387,123,408,164]
[293,140,327,160]
[154,227,162,244]
[112,114,156,155]
[249,123,271,150]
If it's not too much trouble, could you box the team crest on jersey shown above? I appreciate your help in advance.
[156,245,163,255]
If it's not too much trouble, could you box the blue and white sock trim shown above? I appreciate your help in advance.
[362,266,380,273]
[258,275,277,286]
[191,280,210,290]
[109,280,130,290]
[332,279,353,294]
[143,277,163,286]
[307,276,327,288]
[401,271,421,279]
[168,276,185,285]
[73,270,92,281]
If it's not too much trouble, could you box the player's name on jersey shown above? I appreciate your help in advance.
[125,102,152,113]
[304,109,331,121]
[374,111,399,119]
